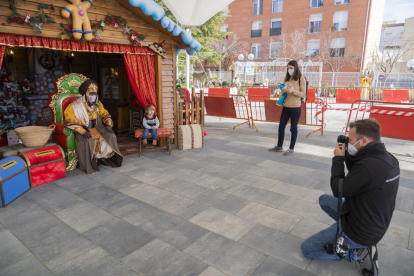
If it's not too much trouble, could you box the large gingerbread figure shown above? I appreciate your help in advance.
[61,0,94,41]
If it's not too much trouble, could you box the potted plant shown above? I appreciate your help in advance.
[331,25,337,31]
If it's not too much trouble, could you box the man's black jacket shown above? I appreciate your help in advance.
[331,141,400,246]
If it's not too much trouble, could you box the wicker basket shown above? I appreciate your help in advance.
[14,125,56,147]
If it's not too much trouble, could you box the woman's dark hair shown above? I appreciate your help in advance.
[284,60,302,82]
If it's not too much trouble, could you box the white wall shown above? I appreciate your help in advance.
[363,0,385,70]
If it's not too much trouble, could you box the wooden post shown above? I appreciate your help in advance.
[191,88,195,125]
[201,89,205,127]
[172,44,177,144]
[155,54,165,146]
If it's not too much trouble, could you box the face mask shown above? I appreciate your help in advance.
[288,69,294,76]
[348,139,361,156]
[88,95,97,103]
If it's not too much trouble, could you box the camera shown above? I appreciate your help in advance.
[337,135,349,146]
[324,236,350,259]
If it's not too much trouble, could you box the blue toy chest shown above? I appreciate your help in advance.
[0,156,30,207]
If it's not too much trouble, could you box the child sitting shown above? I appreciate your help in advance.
[142,104,160,145]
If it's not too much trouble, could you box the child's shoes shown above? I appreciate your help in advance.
[152,140,157,146]
[143,139,147,144]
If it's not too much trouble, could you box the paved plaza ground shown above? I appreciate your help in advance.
[0,115,413,276]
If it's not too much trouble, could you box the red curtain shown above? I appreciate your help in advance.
[0,34,154,55]
[0,46,5,69]
[123,53,157,110]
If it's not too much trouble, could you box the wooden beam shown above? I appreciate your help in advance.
[155,54,165,146]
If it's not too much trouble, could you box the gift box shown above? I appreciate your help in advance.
[20,145,66,187]
[7,130,19,146]
[0,156,30,207]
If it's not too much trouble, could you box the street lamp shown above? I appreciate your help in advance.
[248,54,254,61]
[238,54,244,61]
[407,59,414,71]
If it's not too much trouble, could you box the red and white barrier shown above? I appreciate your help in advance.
[320,107,414,117]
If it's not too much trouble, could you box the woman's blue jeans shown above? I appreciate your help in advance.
[301,194,367,262]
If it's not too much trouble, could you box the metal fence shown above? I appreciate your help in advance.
[205,71,414,88]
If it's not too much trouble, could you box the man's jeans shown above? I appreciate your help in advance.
[301,194,367,262]
[142,128,157,141]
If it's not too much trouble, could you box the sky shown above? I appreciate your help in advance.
[383,0,414,23]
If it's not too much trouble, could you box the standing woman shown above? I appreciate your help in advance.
[269,60,306,156]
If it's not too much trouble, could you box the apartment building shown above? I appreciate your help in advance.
[223,0,384,72]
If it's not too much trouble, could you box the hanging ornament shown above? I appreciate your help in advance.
[94,30,102,40]
[25,15,31,22]
[114,22,119,28]
[123,25,131,35]
[101,21,105,27]
[130,32,137,41]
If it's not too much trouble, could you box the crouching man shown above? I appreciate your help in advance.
[301,119,399,276]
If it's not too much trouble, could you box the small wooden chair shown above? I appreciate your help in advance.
[134,128,173,157]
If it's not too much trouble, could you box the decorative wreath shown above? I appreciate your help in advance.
[39,54,55,70]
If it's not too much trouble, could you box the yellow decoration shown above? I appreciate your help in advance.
[360,71,372,100]
[61,0,93,41]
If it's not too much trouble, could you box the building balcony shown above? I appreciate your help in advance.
[270,28,282,36]
[251,29,262,38]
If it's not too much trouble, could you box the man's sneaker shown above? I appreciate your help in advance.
[269,146,283,152]
[356,247,379,276]
[284,149,294,156]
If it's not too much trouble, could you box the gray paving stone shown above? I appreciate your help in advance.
[170,157,212,171]
[378,225,411,249]
[193,189,251,214]
[236,203,302,233]
[253,256,316,276]
[264,170,311,186]
[76,185,130,208]
[83,218,155,259]
[196,176,237,191]
[162,167,211,183]
[270,182,324,203]
[53,247,138,276]
[395,196,414,213]
[184,232,267,276]
[197,165,243,180]
[31,189,84,213]
[122,239,208,276]
[148,194,210,220]
[120,182,171,203]
[239,224,311,270]
[207,149,238,159]
[130,170,177,186]
[397,186,414,201]
[158,178,208,198]
[140,213,209,250]
[0,231,33,270]
[301,178,332,193]
[54,201,115,233]
[53,175,101,194]
[17,221,96,269]
[410,229,414,250]
[226,153,266,165]
[375,245,414,276]
[0,256,54,276]
[289,218,330,240]
[306,258,367,276]
[0,222,5,233]
[400,177,414,189]
[189,207,257,241]
[258,160,298,173]
[277,197,335,225]
[285,158,326,170]
[104,197,163,226]
[0,196,38,221]
[198,266,228,276]
[23,182,61,198]
[228,162,272,176]
[198,156,237,167]
[232,185,288,208]
[103,175,144,191]
[390,210,414,229]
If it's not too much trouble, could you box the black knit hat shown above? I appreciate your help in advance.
[78,79,98,96]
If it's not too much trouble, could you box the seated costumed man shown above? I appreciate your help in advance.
[64,79,123,174]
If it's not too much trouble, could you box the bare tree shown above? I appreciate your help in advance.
[262,28,307,61]
[210,33,248,71]
[372,36,414,80]
[318,30,359,86]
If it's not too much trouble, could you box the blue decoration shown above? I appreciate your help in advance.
[276,84,287,106]
[128,0,201,55]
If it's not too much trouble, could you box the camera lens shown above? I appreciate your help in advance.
[337,135,349,144]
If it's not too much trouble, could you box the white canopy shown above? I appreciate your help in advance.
[162,0,234,26]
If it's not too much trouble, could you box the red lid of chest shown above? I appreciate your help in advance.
[21,145,65,167]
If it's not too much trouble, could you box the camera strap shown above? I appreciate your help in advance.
[336,179,345,239]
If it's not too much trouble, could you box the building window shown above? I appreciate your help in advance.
[306,39,320,57]
[270,20,282,36]
[251,43,261,59]
[222,5,229,16]
[220,25,228,32]
[272,0,283,13]
[310,0,324,8]
[269,42,281,59]
[251,21,262,38]
[309,14,322,33]
[385,32,392,38]
[333,11,348,31]
[330,38,346,57]
[335,0,349,5]
[253,0,263,16]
